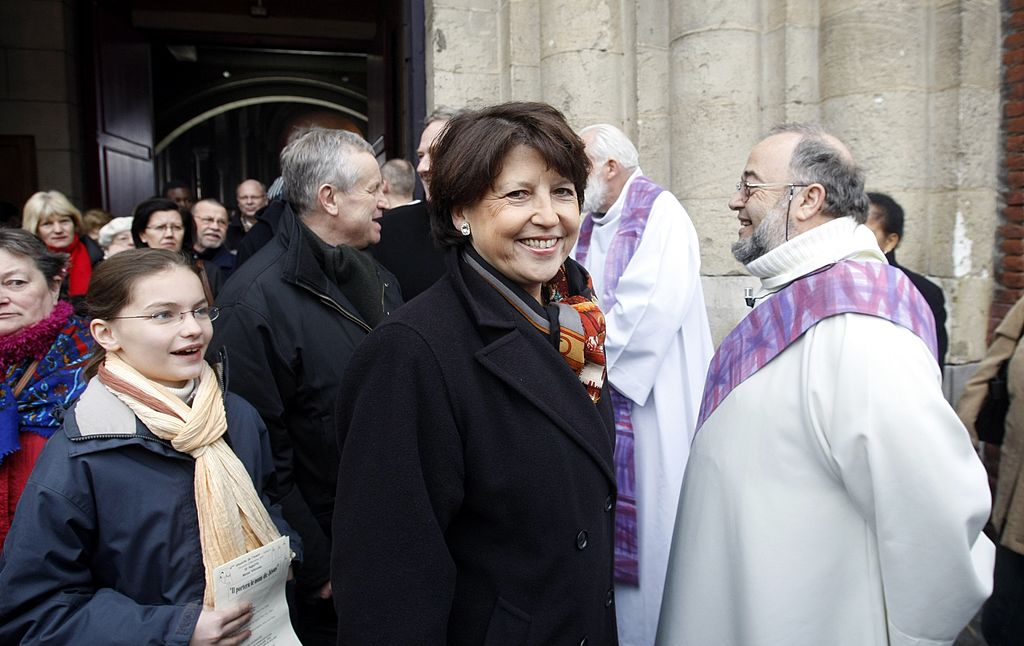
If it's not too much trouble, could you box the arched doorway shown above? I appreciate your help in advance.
[152,64,372,205]
[84,0,423,215]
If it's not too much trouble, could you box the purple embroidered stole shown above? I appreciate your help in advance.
[576,175,663,585]
[698,260,938,430]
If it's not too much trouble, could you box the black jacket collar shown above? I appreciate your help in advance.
[277,203,375,329]
[444,246,518,333]
[443,246,615,483]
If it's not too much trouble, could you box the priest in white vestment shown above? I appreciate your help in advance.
[576,124,714,646]
[656,123,993,646]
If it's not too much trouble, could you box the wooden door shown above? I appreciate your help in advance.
[92,8,155,216]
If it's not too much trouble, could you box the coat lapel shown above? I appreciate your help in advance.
[475,320,616,485]
[447,248,616,484]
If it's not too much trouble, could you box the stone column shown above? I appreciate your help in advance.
[426,0,501,109]
[939,0,999,364]
[819,0,999,364]
[635,0,672,184]
[502,0,541,101]
[819,0,930,229]
[670,0,762,342]
[763,0,820,125]
[539,0,629,128]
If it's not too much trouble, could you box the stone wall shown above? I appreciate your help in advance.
[0,0,84,206]
[426,0,1002,364]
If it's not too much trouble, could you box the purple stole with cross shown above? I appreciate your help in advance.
[698,260,938,430]
[575,175,663,585]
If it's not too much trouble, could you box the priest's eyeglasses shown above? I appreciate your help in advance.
[108,306,220,325]
[735,180,809,201]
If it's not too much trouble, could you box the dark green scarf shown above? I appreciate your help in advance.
[301,223,385,327]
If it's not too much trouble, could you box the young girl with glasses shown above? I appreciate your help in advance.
[0,248,297,645]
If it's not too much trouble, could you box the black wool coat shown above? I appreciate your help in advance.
[212,203,402,593]
[369,201,446,301]
[332,250,619,646]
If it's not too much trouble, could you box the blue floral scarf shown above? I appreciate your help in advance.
[0,301,94,463]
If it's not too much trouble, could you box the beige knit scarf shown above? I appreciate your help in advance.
[98,353,280,606]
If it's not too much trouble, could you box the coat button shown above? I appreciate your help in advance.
[575,530,589,550]
[605,588,614,607]
[604,495,614,512]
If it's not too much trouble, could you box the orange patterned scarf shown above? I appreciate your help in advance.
[544,265,607,403]
[463,249,607,402]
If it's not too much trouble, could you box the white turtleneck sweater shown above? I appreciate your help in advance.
[163,379,197,404]
[657,217,993,646]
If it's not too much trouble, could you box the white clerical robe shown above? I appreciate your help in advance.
[580,168,714,646]
[657,218,993,646]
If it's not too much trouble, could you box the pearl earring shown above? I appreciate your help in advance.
[460,222,471,236]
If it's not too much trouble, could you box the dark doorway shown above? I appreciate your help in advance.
[151,44,373,205]
[83,0,421,215]
[0,136,38,227]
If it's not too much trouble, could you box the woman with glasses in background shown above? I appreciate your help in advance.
[131,197,224,297]
[0,248,298,645]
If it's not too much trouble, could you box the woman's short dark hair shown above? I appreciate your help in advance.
[84,248,199,377]
[428,102,591,247]
[130,197,193,251]
[0,228,68,287]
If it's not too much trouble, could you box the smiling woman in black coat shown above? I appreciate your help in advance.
[331,103,618,645]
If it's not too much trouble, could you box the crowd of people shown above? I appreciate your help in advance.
[0,101,1010,646]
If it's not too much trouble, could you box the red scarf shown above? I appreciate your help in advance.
[49,236,91,297]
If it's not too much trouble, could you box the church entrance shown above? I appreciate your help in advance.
[83,0,424,215]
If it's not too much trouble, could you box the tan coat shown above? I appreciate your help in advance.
[957,296,1024,555]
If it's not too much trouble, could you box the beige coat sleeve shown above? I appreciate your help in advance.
[956,297,1024,445]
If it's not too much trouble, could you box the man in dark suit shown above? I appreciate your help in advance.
[866,191,948,364]
[370,108,463,300]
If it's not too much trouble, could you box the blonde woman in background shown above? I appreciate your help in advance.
[21,191,102,299]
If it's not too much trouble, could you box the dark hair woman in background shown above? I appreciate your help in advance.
[131,197,223,297]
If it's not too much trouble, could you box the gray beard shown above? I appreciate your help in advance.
[582,175,607,214]
[731,200,790,265]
